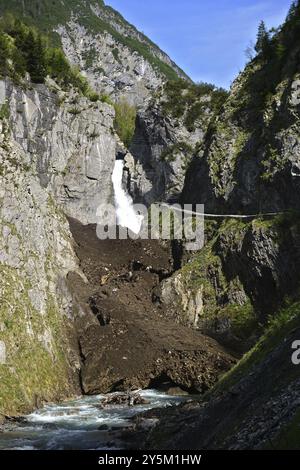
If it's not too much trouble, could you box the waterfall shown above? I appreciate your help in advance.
[111,159,143,234]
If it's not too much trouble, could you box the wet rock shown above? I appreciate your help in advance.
[98,424,110,431]
[99,392,150,408]
[164,387,190,397]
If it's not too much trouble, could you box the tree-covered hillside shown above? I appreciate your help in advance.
[0,14,101,99]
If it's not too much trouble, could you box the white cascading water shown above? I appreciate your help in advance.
[111,159,143,234]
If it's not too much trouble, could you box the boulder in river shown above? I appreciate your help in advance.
[99,392,150,408]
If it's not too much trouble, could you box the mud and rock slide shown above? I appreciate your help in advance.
[67,217,235,396]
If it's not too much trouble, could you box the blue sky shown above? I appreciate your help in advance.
[106,0,293,89]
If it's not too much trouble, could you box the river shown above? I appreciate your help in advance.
[0,390,188,450]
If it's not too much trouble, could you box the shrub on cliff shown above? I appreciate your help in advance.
[114,99,137,148]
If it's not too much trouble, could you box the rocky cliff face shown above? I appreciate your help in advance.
[0,98,82,414]
[156,14,300,351]
[127,81,226,204]
[0,74,122,414]
[182,36,300,213]
[138,9,300,448]
[127,100,205,204]
[1,77,116,224]
[1,0,300,450]
[158,215,300,352]
[0,1,222,208]
[56,20,163,107]
[0,73,232,414]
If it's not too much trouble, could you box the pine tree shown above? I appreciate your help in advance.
[0,33,10,76]
[25,31,47,83]
[286,1,297,21]
[255,21,270,55]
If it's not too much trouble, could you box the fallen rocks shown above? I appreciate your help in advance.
[68,219,235,396]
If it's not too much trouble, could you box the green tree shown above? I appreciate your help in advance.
[48,48,71,83]
[25,31,47,83]
[114,99,137,148]
[287,0,300,30]
[255,21,270,55]
[11,46,26,79]
[0,15,102,98]
[286,1,298,21]
[0,33,11,76]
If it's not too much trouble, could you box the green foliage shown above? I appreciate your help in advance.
[88,91,101,102]
[162,79,228,131]
[114,98,137,148]
[0,15,102,100]
[261,144,287,181]
[0,264,73,415]
[111,47,120,62]
[101,94,114,105]
[161,141,194,163]
[68,106,81,115]
[25,30,48,82]
[0,101,9,120]
[255,20,271,55]
[214,298,300,395]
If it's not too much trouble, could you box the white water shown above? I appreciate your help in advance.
[112,160,143,234]
[0,390,188,450]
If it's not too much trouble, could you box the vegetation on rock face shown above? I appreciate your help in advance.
[0,260,75,415]
[177,219,258,344]
[0,100,9,120]
[113,98,137,148]
[0,14,99,99]
[183,0,300,205]
[160,141,194,163]
[232,0,300,125]
[172,211,300,352]
[161,79,229,131]
[214,298,300,396]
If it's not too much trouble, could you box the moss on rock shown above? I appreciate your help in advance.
[0,264,77,415]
